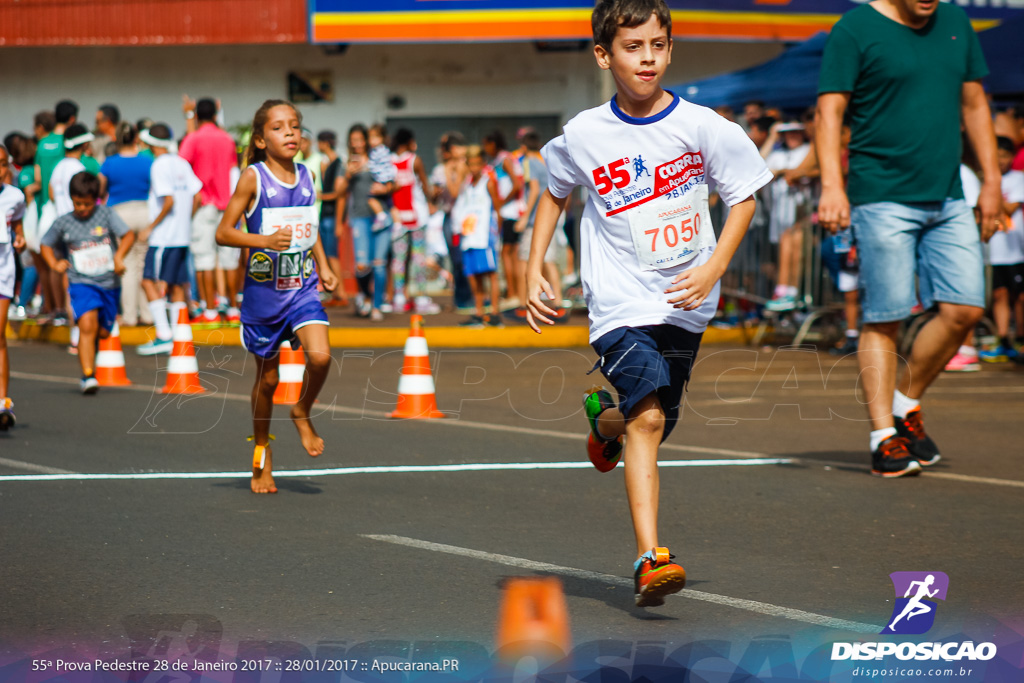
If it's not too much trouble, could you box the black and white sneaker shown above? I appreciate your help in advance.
[871,436,922,478]
[894,408,941,466]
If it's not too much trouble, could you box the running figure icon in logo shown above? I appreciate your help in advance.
[881,571,950,635]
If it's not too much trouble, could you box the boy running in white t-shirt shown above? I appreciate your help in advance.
[137,124,203,355]
[525,0,772,607]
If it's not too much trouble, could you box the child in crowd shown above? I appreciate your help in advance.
[525,0,772,606]
[49,124,95,217]
[40,172,135,393]
[366,123,397,231]
[979,136,1024,362]
[215,99,338,494]
[137,124,203,356]
[452,145,503,327]
[0,145,27,428]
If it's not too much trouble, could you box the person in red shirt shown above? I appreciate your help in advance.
[180,97,240,324]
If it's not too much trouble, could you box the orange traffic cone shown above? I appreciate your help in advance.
[95,323,132,386]
[273,341,305,405]
[495,577,571,665]
[161,308,206,394]
[388,315,444,419]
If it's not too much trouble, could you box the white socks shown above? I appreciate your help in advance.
[149,299,172,341]
[958,344,977,358]
[870,428,898,452]
[892,390,920,420]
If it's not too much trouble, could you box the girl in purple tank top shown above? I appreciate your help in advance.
[215,100,339,494]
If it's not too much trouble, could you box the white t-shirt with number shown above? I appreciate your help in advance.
[542,93,773,341]
[148,153,203,248]
[989,170,1024,266]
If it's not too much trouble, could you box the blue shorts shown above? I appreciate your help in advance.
[851,200,985,324]
[144,246,190,286]
[69,283,120,333]
[590,324,702,442]
[240,297,329,359]
[319,215,338,260]
[462,247,497,276]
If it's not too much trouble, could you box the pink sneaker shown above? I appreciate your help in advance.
[944,352,980,372]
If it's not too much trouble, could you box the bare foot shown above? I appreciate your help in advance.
[251,444,277,494]
[290,405,324,456]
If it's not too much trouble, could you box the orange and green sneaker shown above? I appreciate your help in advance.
[634,547,687,607]
[584,387,622,472]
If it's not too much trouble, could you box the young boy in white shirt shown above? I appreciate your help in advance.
[525,0,772,607]
[138,123,203,355]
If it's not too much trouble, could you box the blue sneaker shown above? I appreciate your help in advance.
[137,338,173,356]
[979,345,1011,363]
[584,387,622,473]
[765,294,797,312]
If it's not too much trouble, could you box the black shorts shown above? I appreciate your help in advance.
[590,324,702,442]
[992,263,1024,298]
[500,219,520,246]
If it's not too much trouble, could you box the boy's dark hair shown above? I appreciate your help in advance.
[750,115,777,134]
[69,171,100,200]
[592,0,671,52]
[55,99,79,125]
[116,121,137,147]
[34,111,56,133]
[3,133,25,156]
[439,131,466,154]
[196,98,217,123]
[392,128,415,150]
[522,131,542,152]
[63,123,90,150]
[483,130,507,152]
[147,123,173,142]
[98,104,120,125]
[317,130,337,148]
[996,136,1016,155]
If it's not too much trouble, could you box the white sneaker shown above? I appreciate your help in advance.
[80,376,99,395]
[137,339,174,356]
[9,306,26,321]
[415,296,441,315]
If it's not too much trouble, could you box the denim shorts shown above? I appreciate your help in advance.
[850,199,985,324]
[319,215,338,260]
[590,324,702,442]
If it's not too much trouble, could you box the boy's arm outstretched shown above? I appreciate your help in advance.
[215,167,291,251]
[665,195,756,311]
[524,189,569,332]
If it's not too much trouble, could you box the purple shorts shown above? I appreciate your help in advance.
[240,297,328,359]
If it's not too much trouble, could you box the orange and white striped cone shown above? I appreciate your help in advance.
[388,315,445,419]
[161,308,206,395]
[273,341,305,405]
[95,323,132,386]
[495,577,571,665]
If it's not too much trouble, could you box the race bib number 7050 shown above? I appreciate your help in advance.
[627,184,713,271]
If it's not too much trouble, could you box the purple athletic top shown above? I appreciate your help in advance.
[241,162,321,325]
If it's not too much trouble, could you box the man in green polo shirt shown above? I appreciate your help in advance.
[816,0,1003,478]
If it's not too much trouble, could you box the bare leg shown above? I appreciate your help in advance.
[845,291,860,332]
[1015,294,1024,338]
[776,229,793,291]
[858,321,901,431]
[197,270,216,311]
[251,353,279,493]
[990,288,1009,340]
[898,303,983,400]
[0,299,10,397]
[501,243,519,304]
[291,323,331,457]
[224,268,239,308]
[77,310,99,377]
[788,224,804,290]
[623,393,665,557]
[489,272,501,317]
[470,274,485,318]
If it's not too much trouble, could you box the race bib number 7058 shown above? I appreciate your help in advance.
[261,206,317,252]
[627,184,713,272]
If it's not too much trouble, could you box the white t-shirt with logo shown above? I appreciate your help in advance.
[50,157,87,217]
[988,170,1024,266]
[148,153,203,248]
[542,93,773,341]
[0,184,27,299]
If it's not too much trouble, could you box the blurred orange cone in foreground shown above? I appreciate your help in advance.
[273,341,305,405]
[161,308,206,394]
[495,577,571,665]
[388,315,444,419]
[96,323,132,386]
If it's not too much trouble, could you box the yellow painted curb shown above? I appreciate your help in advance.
[8,320,749,349]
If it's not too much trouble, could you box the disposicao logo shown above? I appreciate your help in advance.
[882,571,948,635]
[831,571,997,663]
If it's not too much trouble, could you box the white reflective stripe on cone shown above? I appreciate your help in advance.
[173,323,194,342]
[279,364,305,383]
[168,355,199,374]
[404,337,429,357]
[396,374,436,395]
[96,350,126,367]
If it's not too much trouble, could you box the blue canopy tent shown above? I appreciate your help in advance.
[673,33,828,111]
[674,18,1023,110]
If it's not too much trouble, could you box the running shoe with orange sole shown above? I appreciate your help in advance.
[634,547,687,607]
[584,386,622,472]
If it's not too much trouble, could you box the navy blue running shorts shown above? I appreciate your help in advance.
[143,246,190,286]
[590,324,702,442]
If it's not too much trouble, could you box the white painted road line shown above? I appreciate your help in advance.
[362,534,883,634]
[0,457,74,475]
[0,458,792,482]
